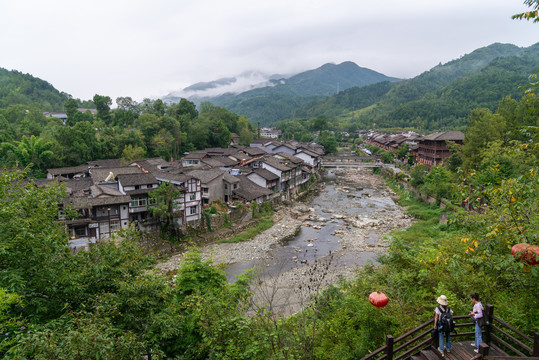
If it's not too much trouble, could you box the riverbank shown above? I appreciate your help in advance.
[157,167,414,315]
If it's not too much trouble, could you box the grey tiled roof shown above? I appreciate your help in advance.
[262,156,292,172]
[251,168,279,181]
[185,169,224,184]
[87,159,123,168]
[64,195,131,209]
[233,175,273,201]
[90,167,143,182]
[117,173,158,186]
[47,164,89,175]
[422,131,465,141]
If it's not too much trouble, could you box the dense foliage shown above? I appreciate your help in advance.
[0,97,256,177]
[0,68,71,110]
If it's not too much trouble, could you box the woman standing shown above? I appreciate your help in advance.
[434,295,453,357]
[469,293,484,352]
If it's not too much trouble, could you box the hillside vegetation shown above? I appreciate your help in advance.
[185,61,400,125]
[0,68,71,110]
[275,42,539,133]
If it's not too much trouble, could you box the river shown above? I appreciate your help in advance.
[158,167,414,315]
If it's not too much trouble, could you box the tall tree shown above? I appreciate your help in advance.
[93,94,112,124]
[1,135,53,175]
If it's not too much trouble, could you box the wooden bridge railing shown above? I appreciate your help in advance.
[359,305,538,360]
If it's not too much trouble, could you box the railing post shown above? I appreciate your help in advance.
[478,343,490,357]
[485,304,494,344]
[386,335,394,360]
[533,332,539,357]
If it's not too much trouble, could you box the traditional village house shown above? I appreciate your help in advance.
[417,131,464,166]
[232,175,274,204]
[181,151,209,167]
[242,146,267,158]
[270,142,297,155]
[185,169,230,206]
[273,152,305,194]
[295,148,321,172]
[223,172,240,203]
[245,168,280,199]
[153,172,202,227]
[62,184,131,245]
[46,164,89,179]
[116,173,159,226]
[259,156,293,200]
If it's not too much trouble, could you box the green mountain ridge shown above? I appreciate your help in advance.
[205,61,400,125]
[0,68,71,111]
[280,42,539,131]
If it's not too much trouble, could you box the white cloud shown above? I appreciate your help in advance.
[0,0,536,102]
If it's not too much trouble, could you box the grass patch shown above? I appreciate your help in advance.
[217,218,274,244]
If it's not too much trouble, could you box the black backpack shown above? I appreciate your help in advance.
[437,306,456,334]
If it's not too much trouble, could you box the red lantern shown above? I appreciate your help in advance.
[369,291,389,308]
[511,243,539,268]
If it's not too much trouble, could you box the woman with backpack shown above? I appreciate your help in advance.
[434,295,453,357]
[469,293,484,352]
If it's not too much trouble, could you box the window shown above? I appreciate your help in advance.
[130,197,147,207]
[189,206,197,215]
[110,221,121,232]
[224,184,228,190]
[233,184,238,189]
[99,222,109,234]
[189,193,196,201]
[202,187,209,195]
[74,226,86,237]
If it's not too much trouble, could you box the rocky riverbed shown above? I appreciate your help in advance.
[157,167,414,315]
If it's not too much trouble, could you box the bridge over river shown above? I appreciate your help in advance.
[321,155,402,173]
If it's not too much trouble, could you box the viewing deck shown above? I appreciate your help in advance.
[360,305,539,360]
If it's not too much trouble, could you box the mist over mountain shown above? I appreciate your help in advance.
[163,61,400,124]
[165,71,289,102]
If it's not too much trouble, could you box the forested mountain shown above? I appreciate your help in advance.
[0,68,71,111]
[164,62,400,125]
[278,42,539,132]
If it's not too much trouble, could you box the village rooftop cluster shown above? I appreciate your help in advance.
[40,139,324,248]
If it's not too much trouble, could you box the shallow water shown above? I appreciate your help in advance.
[225,170,401,282]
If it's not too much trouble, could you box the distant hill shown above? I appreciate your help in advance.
[283,42,539,131]
[0,68,71,111]
[163,62,400,125]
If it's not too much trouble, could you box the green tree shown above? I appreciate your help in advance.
[462,108,506,169]
[64,98,80,126]
[6,314,146,359]
[93,94,112,124]
[1,135,53,175]
[396,143,409,160]
[380,150,395,164]
[121,144,146,165]
[319,130,337,154]
[152,128,175,160]
[149,182,182,237]
[0,170,70,321]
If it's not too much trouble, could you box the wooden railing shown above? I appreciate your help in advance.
[484,305,539,358]
[359,304,538,360]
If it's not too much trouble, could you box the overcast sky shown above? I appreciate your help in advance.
[0,0,537,102]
